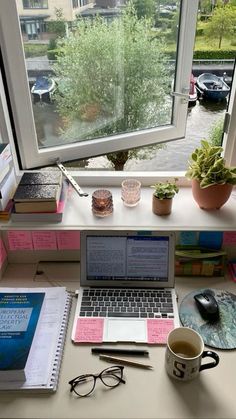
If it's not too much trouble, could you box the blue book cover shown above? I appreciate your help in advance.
[0,292,45,381]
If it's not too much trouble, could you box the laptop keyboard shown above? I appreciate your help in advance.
[79,288,174,319]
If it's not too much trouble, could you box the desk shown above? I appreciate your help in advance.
[0,263,236,419]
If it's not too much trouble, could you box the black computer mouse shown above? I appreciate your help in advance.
[194,292,219,322]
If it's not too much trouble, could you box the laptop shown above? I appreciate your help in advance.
[72,230,180,344]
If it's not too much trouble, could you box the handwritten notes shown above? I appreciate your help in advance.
[56,231,80,250]
[147,319,174,344]
[8,230,33,251]
[0,238,7,268]
[74,318,104,343]
[6,230,81,251]
[32,231,57,250]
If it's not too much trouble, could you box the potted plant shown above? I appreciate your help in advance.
[151,179,179,215]
[186,140,236,210]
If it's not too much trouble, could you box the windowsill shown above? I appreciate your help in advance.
[2,186,236,231]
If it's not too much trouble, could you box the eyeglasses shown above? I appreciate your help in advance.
[69,366,125,397]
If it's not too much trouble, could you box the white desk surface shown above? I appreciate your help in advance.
[0,262,236,419]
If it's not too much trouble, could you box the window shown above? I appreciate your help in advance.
[23,0,48,8]
[0,0,235,179]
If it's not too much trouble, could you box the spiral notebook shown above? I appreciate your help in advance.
[0,287,72,392]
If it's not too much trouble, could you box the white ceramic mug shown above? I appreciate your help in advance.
[165,327,219,381]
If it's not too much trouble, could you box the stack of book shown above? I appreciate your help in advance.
[0,143,17,220]
[11,171,69,222]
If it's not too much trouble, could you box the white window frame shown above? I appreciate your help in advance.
[0,0,198,168]
[0,0,235,187]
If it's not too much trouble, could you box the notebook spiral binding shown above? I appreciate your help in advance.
[49,291,73,390]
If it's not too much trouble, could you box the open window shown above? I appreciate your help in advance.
[0,0,199,170]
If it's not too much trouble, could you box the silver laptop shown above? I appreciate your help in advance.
[72,230,179,344]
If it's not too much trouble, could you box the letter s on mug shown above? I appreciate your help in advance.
[173,361,186,379]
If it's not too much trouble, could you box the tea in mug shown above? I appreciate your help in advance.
[171,341,199,358]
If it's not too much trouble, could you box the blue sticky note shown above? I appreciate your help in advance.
[179,232,198,246]
[199,232,223,250]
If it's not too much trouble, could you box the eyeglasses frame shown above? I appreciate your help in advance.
[69,365,125,397]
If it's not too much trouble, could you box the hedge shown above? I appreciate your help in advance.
[193,50,236,59]
[166,49,236,60]
[24,44,48,58]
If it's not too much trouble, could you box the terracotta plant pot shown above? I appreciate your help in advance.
[191,179,233,210]
[152,195,172,215]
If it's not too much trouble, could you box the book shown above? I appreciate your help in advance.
[14,185,61,212]
[0,287,72,392]
[0,143,12,173]
[0,291,45,382]
[19,171,62,186]
[11,180,69,223]
[0,168,17,211]
[0,199,14,221]
[13,171,63,213]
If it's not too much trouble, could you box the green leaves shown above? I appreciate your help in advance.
[185,140,236,188]
[53,4,171,140]
[151,179,179,199]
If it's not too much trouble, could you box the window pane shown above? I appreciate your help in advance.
[0,0,198,169]
[23,2,180,147]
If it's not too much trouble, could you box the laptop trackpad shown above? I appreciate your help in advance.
[105,319,146,342]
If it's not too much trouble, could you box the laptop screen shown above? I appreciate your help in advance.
[80,231,175,288]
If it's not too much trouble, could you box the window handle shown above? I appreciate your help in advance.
[171,88,189,103]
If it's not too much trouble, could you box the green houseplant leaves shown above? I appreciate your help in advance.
[185,140,236,188]
[151,179,179,200]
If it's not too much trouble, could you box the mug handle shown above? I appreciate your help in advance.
[199,350,219,371]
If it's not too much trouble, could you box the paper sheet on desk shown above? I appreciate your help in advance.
[0,287,68,390]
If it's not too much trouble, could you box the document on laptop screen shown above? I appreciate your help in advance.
[86,235,169,281]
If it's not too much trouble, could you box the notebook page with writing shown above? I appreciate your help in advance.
[0,287,72,392]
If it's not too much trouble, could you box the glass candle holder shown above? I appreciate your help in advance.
[92,189,113,217]
[121,179,141,207]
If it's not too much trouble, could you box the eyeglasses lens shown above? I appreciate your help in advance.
[73,375,95,396]
[100,367,123,387]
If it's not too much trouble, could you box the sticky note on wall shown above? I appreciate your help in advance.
[199,232,223,250]
[56,231,80,250]
[7,231,33,251]
[32,231,57,250]
[0,238,7,268]
[223,232,236,246]
[179,232,198,246]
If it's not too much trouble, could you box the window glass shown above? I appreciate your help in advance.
[3,0,197,168]
[23,0,48,9]
[6,1,234,173]
[28,3,179,146]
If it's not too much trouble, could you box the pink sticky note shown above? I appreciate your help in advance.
[223,232,236,246]
[147,319,174,344]
[7,231,33,251]
[56,231,80,250]
[32,231,57,250]
[0,238,7,267]
[75,318,104,343]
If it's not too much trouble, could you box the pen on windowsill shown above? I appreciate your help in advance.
[99,355,153,370]
[91,348,149,356]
